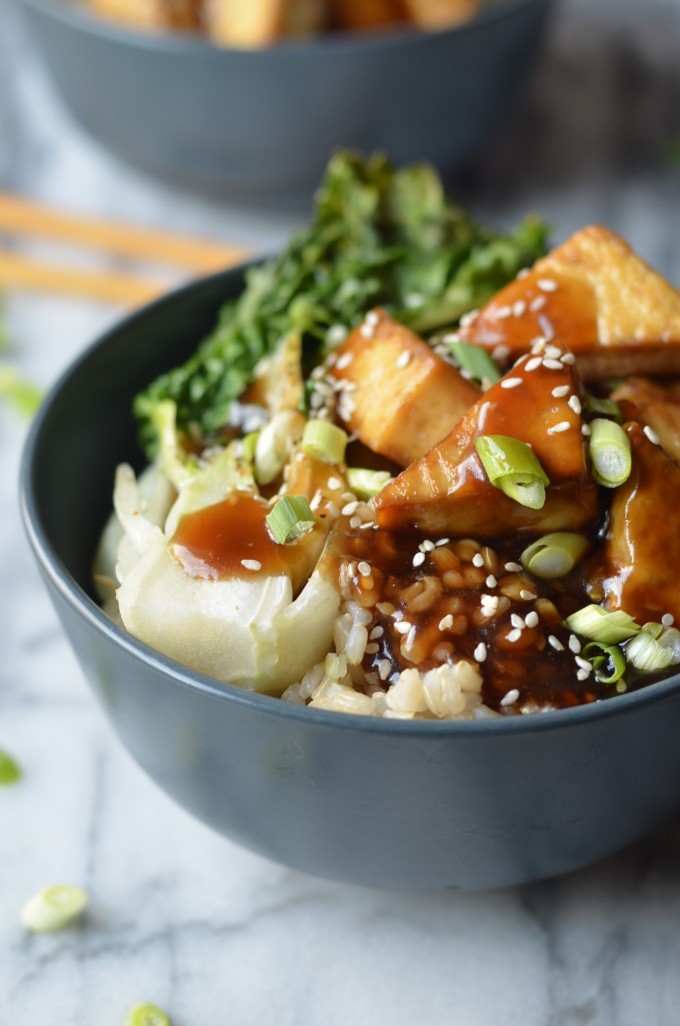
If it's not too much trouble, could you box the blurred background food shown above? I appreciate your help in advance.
[86,0,488,46]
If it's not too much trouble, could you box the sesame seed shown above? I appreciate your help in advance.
[357,561,372,577]
[643,425,660,445]
[378,659,392,681]
[326,324,348,346]
[496,305,513,319]
[360,324,375,340]
[524,356,543,372]
[481,595,500,617]
[365,310,380,326]
[548,635,565,652]
[420,539,436,552]
[517,268,530,279]
[548,421,572,434]
[576,668,590,681]
[460,309,480,328]
[438,614,454,631]
[370,626,384,640]
[519,589,537,601]
[544,344,562,359]
[568,395,583,415]
[342,501,359,516]
[529,295,547,312]
[662,613,675,627]
[394,620,413,635]
[530,336,547,353]
[505,562,522,572]
[435,537,451,546]
[474,642,488,662]
[335,352,353,370]
[575,656,592,672]
[543,358,564,371]
[486,574,497,588]
[492,344,511,361]
[511,613,525,629]
[538,278,558,292]
[560,352,576,365]
[552,384,570,398]
[241,559,262,572]
[327,501,340,519]
[501,688,520,706]
[568,634,581,654]
[537,315,555,341]
[506,628,522,643]
[412,551,426,568]
[365,643,379,656]
[513,300,527,317]
[501,377,523,390]
[472,553,485,567]
[349,516,362,529]
[327,476,342,490]
[524,611,539,628]
[396,351,411,369]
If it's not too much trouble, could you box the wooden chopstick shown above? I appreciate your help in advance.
[0,191,250,274]
[0,251,165,307]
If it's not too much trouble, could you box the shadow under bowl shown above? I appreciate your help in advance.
[20,263,680,891]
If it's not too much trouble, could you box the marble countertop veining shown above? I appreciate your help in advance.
[3,1,680,1023]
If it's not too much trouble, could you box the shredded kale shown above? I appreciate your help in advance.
[134,152,548,456]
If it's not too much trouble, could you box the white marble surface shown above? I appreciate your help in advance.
[3,1,680,1023]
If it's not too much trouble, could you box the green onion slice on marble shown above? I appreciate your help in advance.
[475,434,549,509]
[20,884,88,932]
[266,496,316,544]
[301,419,348,465]
[447,340,502,386]
[625,624,680,674]
[347,467,393,499]
[581,641,627,684]
[0,748,21,786]
[588,418,631,487]
[564,605,640,644]
[520,532,589,579]
[124,1004,171,1026]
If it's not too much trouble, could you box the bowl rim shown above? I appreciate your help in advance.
[18,0,551,57]
[19,260,680,739]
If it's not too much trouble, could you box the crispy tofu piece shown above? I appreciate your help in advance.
[206,0,325,46]
[328,0,407,31]
[458,225,680,381]
[330,310,481,468]
[374,340,599,537]
[599,422,680,623]
[402,0,481,29]
[88,0,202,30]
[611,377,680,463]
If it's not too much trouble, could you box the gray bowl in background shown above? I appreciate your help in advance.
[17,0,552,200]
[20,263,680,892]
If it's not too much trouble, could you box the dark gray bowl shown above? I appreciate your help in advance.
[20,264,680,891]
[17,0,552,200]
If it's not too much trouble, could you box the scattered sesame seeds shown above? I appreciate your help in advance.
[575,656,592,672]
[481,594,500,617]
[327,501,340,519]
[420,539,436,552]
[524,611,539,628]
[496,305,513,319]
[537,315,555,341]
[517,268,530,279]
[241,559,262,572]
[506,628,522,643]
[662,613,675,627]
[548,421,572,434]
[513,300,527,317]
[560,352,576,365]
[492,344,511,362]
[396,350,411,369]
[326,324,348,347]
[365,643,379,655]
[438,614,454,631]
[435,537,451,547]
[568,635,581,654]
[501,688,520,706]
[504,562,522,572]
[576,668,591,681]
[643,425,660,445]
[472,553,485,567]
[568,395,582,415]
[524,356,543,372]
[378,659,392,681]
[548,635,565,652]
[519,589,537,601]
[544,344,562,360]
[537,278,558,292]
[349,516,362,529]
[510,613,525,630]
[552,384,570,398]
[486,574,497,589]
[357,561,372,577]
[474,642,488,662]
[394,620,413,635]
[342,501,359,516]
[327,476,342,490]
[335,352,353,370]
[543,358,564,371]
[370,626,384,640]
[529,295,547,312]
[501,377,523,390]
[460,309,480,328]
[582,424,592,436]
[412,551,426,568]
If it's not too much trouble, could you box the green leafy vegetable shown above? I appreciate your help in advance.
[135,152,548,456]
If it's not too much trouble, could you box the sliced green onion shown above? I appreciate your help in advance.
[125,1003,171,1026]
[347,467,393,499]
[240,431,259,464]
[626,624,680,674]
[21,884,88,932]
[582,642,627,684]
[521,532,589,579]
[588,418,632,488]
[564,604,640,644]
[266,496,316,544]
[447,341,502,386]
[0,748,21,786]
[302,419,348,465]
[475,435,549,509]
[584,395,622,422]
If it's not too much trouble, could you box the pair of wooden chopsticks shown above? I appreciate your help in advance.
[0,192,252,306]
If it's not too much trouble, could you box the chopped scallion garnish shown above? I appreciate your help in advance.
[0,748,21,786]
[266,496,316,544]
[564,605,640,644]
[588,418,631,488]
[302,419,348,464]
[584,395,622,422]
[21,885,88,932]
[347,467,393,499]
[447,341,502,386]
[521,532,589,579]
[125,1003,171,1026]
[581,641,627,684]
[475,434,549,509]
[625,624,680,674]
